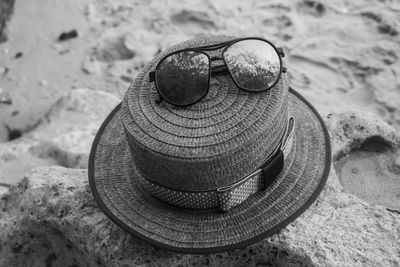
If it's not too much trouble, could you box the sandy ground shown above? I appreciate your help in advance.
[0,0,400,203]
[1,0,400,142]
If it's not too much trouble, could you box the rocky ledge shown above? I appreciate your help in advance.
[0,98,400,266]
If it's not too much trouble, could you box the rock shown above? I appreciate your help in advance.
[91,36,136,62]
[328,111,400,210]
[5,126,21,141]
[58,29,78,42]
[0,138,56,187]
[170,9,217,30]
[0,111,399,266]
[0,186,8,195]
[32,88,120,167]
[0,88,120,186]
[0,0,16,43]
[0,167,315,266]
[0,167,104,267]
[325,111,400,161]
[14,51,22,58]
[334,137,400,210]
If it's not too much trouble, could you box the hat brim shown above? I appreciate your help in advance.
[88,88,331,254]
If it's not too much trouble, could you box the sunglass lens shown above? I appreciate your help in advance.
[223,39,281,92]
[156,51,210,106]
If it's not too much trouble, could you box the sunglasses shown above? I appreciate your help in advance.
[149,37,286,107]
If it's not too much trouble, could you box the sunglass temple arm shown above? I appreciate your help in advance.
[276,47,285,58]
[192,40,234,51]
[149,71,164,104]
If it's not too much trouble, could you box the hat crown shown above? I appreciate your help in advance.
[121,36,289,192]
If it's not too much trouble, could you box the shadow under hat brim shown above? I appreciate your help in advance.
[88,88,331,254]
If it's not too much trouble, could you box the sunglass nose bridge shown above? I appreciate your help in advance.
[210,56,223,61]
[211,64,228,74]
[210,56,227,74]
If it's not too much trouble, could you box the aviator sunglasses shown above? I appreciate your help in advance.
[149,37,286,106]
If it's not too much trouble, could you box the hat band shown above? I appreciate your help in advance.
[136,117,295,212]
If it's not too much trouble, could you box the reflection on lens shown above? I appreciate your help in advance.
[223,39,281,91]
[156,51,210,106]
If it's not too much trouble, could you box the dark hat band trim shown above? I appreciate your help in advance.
[137,118,294,212]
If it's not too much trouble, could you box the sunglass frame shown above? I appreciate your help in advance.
[152,37,284,107]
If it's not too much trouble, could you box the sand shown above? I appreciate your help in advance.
[1,0,400,141]
[0,0,400,204]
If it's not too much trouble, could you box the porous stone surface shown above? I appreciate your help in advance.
[0,111,399,267]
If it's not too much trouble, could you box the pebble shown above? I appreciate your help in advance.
[15,52,23,59]
[58,30,78,42]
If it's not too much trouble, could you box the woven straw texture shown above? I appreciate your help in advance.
[121,35,288,191]
[88,35,331,253]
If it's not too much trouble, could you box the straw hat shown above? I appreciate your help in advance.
[88,35,331,253]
